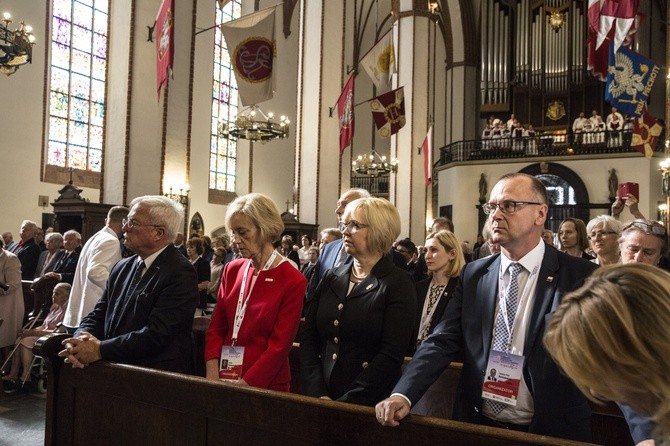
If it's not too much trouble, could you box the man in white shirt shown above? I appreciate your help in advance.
[62,206,129,333]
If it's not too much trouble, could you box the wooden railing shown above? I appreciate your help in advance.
[35,334,596,446]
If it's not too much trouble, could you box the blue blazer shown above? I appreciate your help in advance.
[393,246,598,441]
[77,244,199,374]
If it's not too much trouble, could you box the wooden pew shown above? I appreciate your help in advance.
[288,346,634,446]
[35,334,594,446]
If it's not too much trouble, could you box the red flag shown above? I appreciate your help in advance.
[587,0,640,82]
[369,86,406,138]
[422,126,433,186]
[337,74,355,153]
[155,0,174,98]
[632,108,663,159]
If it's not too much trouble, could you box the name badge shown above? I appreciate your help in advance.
[482,350,525,406]
[219,345,245,380]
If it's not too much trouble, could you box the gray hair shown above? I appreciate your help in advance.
[63,229,82,241]
[129,195,184,243]
[45,232,64,246]
[586,215,622,236]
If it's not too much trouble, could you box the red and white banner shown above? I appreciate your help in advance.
[422,126,433,187]
[587,0,640,81]
[632,108,663,159]
[221,7,276,106]
[369,86,406,138]
[155,0,174,98]
[336,74,355,154]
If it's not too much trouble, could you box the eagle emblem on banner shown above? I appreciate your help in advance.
[605,43,659,117]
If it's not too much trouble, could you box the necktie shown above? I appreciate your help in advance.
[487,262,524,414]
[130,260,145,290]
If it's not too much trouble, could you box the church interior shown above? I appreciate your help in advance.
[0,0,669,444]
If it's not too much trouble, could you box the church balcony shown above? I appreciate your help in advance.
[435,129,661,168]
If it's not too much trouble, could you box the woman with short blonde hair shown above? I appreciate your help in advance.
[544,264,670,440]
[206,193,306,391]
[301,197,416,406]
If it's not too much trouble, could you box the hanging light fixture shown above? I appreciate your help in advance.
[217,105,289,143]
[0,11,36,76]
[352,149,398,176]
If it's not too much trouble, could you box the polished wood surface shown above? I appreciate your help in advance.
[35,333,594,446]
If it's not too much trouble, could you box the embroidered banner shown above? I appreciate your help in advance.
[221,7,276,106]
[337,74,355,153]
[605,43,659,117]
[369,86,406,138]
[155,0,174,98]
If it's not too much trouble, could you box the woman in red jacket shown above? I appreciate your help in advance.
[204,193,306,391]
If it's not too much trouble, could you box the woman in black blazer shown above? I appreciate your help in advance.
[300,197,416,406]
[411,230,466,355]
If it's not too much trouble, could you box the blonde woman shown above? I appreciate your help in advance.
[586,215,622,266]
[411,230,465,354]
[300,197,416,406]
[545,264,670,442]
[205,193,307,391]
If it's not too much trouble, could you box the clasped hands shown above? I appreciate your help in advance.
[58,331,102,369]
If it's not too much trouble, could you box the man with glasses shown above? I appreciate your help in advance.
[377,173,598,442]
[59,196,199,374]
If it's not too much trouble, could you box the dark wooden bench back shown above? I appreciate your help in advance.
[35,334,594,446]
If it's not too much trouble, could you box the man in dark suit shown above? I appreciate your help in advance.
[59,196,199,374]
[10,220,42,280]
[43,230,82,284]
[376,173,598,442]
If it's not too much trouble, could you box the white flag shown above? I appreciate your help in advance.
[359,30,395,92]
[221,7,276,105]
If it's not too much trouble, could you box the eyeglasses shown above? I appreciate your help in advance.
[588,231,618,240]
[482,201,543,215]
[122,218,163,229]
[622,220,667,237]
[341,220,369,233]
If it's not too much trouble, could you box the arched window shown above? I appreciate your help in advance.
[45,0,109,188]
[209,1,241,204]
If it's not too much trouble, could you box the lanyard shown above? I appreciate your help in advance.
[231,250,277,344]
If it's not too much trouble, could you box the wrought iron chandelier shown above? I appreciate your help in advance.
[0,12,36,76]
[352,150,398,176]
[217,105,289,143]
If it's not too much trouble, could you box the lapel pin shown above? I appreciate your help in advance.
[365,284,373,290]
[265,278,273,282]
[546,276,554,283]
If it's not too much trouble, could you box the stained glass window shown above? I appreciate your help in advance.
[47,0,109,173]
[210,1,241,193]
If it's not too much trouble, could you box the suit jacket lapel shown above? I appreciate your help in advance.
[524,248,560,353]
[480,256,501,357]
